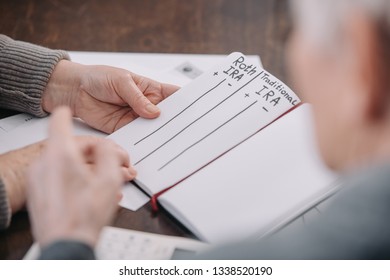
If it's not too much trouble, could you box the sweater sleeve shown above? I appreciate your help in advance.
[39,241,96,260]
[0,34,69,116]
[0,178,11,230]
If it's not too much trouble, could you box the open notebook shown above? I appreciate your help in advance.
[108,52,339,244]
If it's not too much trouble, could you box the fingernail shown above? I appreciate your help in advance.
[146,104,160,114]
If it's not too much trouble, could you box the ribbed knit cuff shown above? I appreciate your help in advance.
[0,34,70,117]
[0,178,11,230]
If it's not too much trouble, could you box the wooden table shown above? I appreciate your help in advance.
[0,0,292,259]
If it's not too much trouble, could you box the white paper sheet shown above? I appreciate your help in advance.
[69,51,262,87]
[108,52,299,196]
[0,117,105,153]
[0,113,35,133]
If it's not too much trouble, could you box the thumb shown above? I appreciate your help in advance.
[117,75,161,119]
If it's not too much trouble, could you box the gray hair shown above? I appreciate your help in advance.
[291,0,390,47]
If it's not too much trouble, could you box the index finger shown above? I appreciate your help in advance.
[47,106,77,155]
[131,72,180,99]
[94,141,123,188]
[160,83,180,99]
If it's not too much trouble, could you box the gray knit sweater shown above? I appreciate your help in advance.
[0,34,69,229]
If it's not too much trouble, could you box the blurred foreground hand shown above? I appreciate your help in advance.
[27,107,128,247]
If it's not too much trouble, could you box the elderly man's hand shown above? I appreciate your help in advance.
[0,133,135,215]
[0,141,44,214]
[42,60,179,133]
[27,107,128,247]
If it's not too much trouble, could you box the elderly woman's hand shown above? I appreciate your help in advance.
[42,60,179,134]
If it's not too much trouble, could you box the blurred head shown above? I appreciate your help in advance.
[288,0,390,171]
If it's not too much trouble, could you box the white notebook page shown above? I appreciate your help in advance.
[158,104,339,244]
[108,52,300,195]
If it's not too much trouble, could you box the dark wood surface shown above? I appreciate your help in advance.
[0,0,292,259]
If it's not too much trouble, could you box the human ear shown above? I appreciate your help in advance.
[344,11,388,121]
